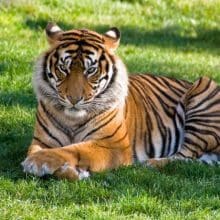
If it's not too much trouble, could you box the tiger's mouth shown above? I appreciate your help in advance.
[68,106,80,112]
[64,106,87,118]
[58,98,81,110]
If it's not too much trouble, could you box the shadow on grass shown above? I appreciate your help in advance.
[0,62,8,75]
[0,90,35,179]
[24,18,220,55]
[0,117,33,180]
[0,90,36,109]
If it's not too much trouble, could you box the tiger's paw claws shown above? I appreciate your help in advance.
[22,157,59,177]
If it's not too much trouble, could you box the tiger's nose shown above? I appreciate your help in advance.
[67,96,82,105]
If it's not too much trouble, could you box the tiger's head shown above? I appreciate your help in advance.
[34,22,128,118]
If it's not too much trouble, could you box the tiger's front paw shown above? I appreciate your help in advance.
[22,150,67,177]
[21,149,89,180]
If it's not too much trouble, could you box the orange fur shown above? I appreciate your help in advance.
[22,24,220,180]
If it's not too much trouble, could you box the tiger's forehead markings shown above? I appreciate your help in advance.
[61,29,104,44]
[55,40,104,58]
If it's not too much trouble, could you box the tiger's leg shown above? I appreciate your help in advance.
[146,147,220,168]
[146,148,198,169]
[22,141,132,180]
[147,76,220,168]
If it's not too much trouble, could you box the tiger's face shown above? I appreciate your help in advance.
[34,23,128,118]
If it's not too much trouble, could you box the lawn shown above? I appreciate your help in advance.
[0,0,220,219]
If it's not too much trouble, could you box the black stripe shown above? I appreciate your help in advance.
[42,52,50,81]
[130,82,145,153]
[147,125,155,158]
[57,41,101,51]
[150,104,166,157]
[176,109,184,128]
[132,76,173,116]
[42,54,57,91]
[177,151,188,158]
[185,125,220,144]
[129,88,139,161]
[143,131,149,157]
[187,95,220,114]
[160,77,187,95]
[165,128,172,156]
[188,96,210,113]
[73,109,108,136]
[96,61,117,98]
[40,101,71,141]
[33,136,52,148]
[174,78,192,89]
[99,123,123,140]
[184,137,203,151]
[182,144,199,157]
[77,40,101,50]
[99,75,109,83]
[65,49,78,54]
[153,91,174,117]
[189,121,220,130]
[83,32,103,40]
[62,32,81,37]
[124,100,128,119]
[189,78,212,100]
[129,80,154,158]
[36,114,63,146]
[82,49,95,55]
[130,78,151,108]
[84,38,103,45]
[173,106,185,155]
[187,112,220,119]
[112,131,128,143]
[82,110,118,141]
[186,118,220,124]
[185,130,208,149]
[186,99,220,117]
[166,82,185,96]
[141,75,179,105]
[63,30,103,40]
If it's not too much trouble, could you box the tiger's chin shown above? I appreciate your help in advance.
[64,107,87,119]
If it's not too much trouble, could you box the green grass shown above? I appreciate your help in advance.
[0,0,220,219]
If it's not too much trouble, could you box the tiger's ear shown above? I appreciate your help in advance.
[45,22,63,45]
[103,27,120,53]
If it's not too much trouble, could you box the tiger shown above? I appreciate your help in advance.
[22,22,220,180]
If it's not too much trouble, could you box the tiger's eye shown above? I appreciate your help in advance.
[86,67,97,77]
